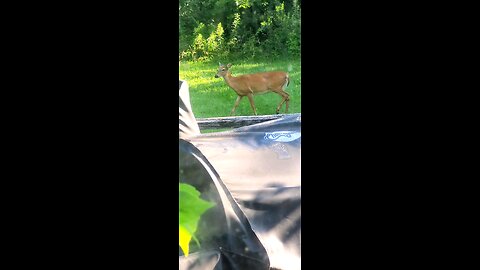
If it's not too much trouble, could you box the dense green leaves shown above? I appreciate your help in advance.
[179,183,215,256]
[179,0,301,62]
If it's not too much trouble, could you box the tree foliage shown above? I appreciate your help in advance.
[179,0,301,62]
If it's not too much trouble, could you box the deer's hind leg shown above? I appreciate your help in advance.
[275,90,290,114]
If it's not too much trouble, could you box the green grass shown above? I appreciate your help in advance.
[201,128,233,133]
[179,59,301,118]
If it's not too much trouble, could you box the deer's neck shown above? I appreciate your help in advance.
[223,71,236,87]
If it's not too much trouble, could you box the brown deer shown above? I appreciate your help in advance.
[214,63,290,116]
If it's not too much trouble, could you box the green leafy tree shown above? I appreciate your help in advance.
[180,0,300,62]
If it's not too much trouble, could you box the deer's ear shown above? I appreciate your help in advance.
[219,62,222,66]
[227,63,232,68]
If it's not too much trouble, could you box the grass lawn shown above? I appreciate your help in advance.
[179,59,301,118]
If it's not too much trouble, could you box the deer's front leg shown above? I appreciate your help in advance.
[246,93,257,115]
[230,96,243,116]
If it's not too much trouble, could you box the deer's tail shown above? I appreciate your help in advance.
[284,74,290,88]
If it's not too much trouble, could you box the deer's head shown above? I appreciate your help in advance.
[214,63,232,78]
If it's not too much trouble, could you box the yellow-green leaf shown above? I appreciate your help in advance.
[179,225,192,256]
[179,183,215,257]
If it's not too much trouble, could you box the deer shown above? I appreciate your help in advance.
[214,63,290,116]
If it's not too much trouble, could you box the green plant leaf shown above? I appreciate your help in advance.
[179,225,192,256]
[179,183,215,257]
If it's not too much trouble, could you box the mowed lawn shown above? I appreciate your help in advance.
[179,59,301,118]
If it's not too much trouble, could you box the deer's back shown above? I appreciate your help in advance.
[232,71,288,93]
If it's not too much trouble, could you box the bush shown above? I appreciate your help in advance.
[179,0,301,62]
